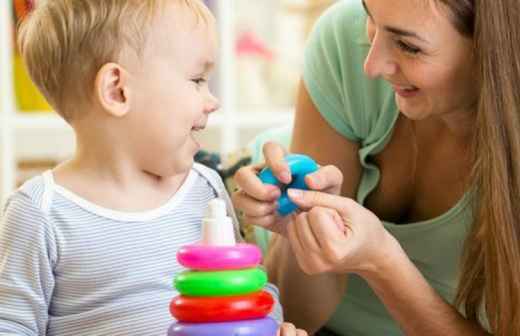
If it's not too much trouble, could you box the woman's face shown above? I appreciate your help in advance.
[363,0,478,121]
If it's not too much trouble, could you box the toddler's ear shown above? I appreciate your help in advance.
[95,63,131,118]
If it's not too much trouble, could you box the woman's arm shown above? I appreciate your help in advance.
[263,80,362,333]
[286,190,491,336]
[265,234,346,334]
[290,81,362,199]
[363,244,490,336]
[284,83,488,335]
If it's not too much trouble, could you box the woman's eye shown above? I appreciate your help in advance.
[396,40,421,54]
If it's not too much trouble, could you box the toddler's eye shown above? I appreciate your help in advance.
[192,78,207,85]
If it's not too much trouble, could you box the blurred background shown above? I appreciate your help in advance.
[0,0,336,204]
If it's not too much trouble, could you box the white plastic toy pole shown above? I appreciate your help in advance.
[201,198,236,246]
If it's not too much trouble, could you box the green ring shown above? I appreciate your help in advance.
[174,268,267,297]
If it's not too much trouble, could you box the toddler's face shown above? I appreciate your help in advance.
[125,3,219,176]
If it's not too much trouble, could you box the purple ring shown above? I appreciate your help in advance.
[167,317,278,336]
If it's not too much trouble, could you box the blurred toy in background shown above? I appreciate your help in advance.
[235,30,274,109]
[268,0,338,108]
[283,0,337,38]
[14,0,35,19]
[235,28,301,110]
[13,0,52,112]
[234,1,335,112]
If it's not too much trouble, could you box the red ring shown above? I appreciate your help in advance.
[170,291,274,323]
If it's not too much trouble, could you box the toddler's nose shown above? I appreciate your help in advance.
[205,94,220,114]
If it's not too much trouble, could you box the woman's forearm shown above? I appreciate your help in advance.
[265,234,347,334]
[362,239,490,336]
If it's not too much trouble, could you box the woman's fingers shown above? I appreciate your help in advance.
[263,142,291,184]
[307,207,349,265]
[277,322,309,336]
[296,329,308,336]
[232,191,278,217]
[242,211,293,236]
[278,323,308,336]
[243,213,277,228]
[234,164,280,201]
[288,214,329,274]
[287,189,357,215]
[293,212,322,254]
[287,216,305,259]
[304,165,344,194]
[285,188,387,274]
[308,207,347,243]
[288,215,317,273]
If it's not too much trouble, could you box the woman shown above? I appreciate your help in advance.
[233,0,520,335]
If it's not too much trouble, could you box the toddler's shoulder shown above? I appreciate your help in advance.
[5,172,55,215]
[192,162,225,192]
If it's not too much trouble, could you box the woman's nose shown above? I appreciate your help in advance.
[363,34,398,79]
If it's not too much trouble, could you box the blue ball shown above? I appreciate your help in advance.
[258,154,318,216]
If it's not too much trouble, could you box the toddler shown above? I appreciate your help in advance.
[0,1,306,335]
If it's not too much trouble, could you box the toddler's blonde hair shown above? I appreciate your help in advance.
[18,0,214,120]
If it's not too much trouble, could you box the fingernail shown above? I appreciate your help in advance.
[280,171,291,183]
[309,174,320,186]
[269,188,281,199]
[287,189,303,200]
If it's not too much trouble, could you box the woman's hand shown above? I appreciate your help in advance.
[278,322,308,336]
[232,142,343,236]
[285,189,401,277]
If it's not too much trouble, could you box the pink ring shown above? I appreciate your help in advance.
[177,243,262,270]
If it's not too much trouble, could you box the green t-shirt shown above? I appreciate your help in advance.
[251,0,474,334]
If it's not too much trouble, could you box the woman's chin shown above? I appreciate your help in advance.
[396,98,429,120]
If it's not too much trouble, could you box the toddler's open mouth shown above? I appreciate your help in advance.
[191,126,205,132]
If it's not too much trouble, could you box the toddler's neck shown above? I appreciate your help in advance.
[52,157,190,213]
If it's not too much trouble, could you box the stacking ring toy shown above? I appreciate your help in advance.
[175,268,267,296]
[167,317,278,336]
[177,243,262,271]
[259,154,318,216]
[170,291,274,322]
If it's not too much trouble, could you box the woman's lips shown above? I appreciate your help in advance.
[392,84,420,98]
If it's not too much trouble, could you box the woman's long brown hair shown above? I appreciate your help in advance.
[439,0,520,334]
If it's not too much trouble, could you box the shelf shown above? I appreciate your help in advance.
[235,107,294,127]
[14,112,70,130]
